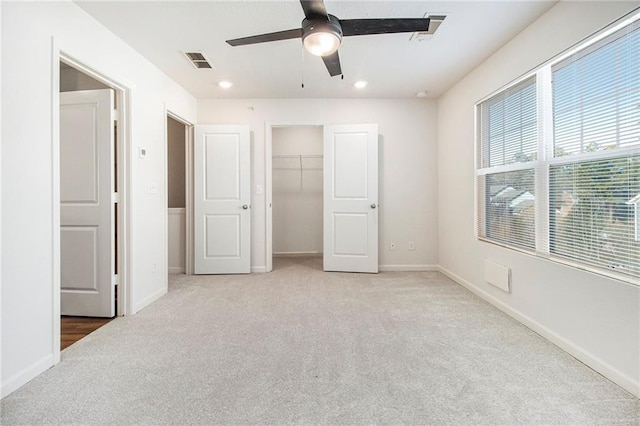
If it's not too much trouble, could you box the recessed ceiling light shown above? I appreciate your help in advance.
[218,80,233,89]
[416,91,428,98]
[354,81,368,89]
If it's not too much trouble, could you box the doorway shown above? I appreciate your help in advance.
[167,114,191,276]
[271,126,324,269]
[54,53,132,360]
[266,123,380,274]
[58,61,117,347]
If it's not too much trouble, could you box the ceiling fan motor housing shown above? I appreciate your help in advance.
[302,14,343,56]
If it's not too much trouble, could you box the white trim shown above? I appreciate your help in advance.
[134,287,166,313]
[438,265,640,398]
[378,264,439,272]
[265,122,272,273]
[51,37,61,365]
[54,50,135,322]
[168,267,185,274]
[168,207,186,214]
[186,124,194,275]
[476,162,536,176]
[251,266,268,273]
[120,86,133,316]
[0,355,54,399]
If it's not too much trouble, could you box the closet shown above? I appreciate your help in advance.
[272,126,323,258]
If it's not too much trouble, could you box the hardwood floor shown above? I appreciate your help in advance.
[61,316,113,350]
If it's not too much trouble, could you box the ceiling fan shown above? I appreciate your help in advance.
[226,0,430,77]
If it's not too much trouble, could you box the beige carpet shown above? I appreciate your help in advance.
[1,257,638,424]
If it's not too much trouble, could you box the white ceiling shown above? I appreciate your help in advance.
[76,0,558,99]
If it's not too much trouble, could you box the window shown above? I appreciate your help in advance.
[476,13,640,283]
[477,78,537,250]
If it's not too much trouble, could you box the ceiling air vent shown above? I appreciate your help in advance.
[410,15,446,42]
[183,52,214,69]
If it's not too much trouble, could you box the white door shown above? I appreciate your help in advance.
[60,89,115,317]
[323,124,379,273]
[194,125,251,274]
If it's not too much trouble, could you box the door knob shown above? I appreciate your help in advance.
[371,204,377,209]
[242,204,249,210]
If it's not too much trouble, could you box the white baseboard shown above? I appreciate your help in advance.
[251,266,267,273]
[379,264,438,272]
[134,287,167,314]
[273,251,321,257]
[1,354,53,399]
[438,265,640,398]
[168,266,185,274]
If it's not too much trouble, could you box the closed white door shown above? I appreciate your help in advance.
[323,124,379,273]
[60,89,115,317]
[194,125,251,274]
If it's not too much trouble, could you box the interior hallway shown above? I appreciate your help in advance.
[2,258,638,424]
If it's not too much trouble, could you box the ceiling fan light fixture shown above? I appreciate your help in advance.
[303,31,341,56]
[302,15,343,57]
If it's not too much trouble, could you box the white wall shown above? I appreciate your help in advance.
[168,209,186,274]
[198,98,439,271]
[1,1,197,397]
[437,1,640,396]
[272,126,323,255]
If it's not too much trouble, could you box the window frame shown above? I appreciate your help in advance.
[475,10,640,286]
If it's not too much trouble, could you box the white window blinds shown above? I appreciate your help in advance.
[549,22,640,279]
[550,156,640,276]
[480,77,537,167]
[553,22,640,156]
[482,170,536,249]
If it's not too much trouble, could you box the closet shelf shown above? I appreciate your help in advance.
[272,154,323,189]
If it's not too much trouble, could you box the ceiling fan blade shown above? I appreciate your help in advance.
[322,51,342,77]
[226,28,302,47]
[300,0,328,19]
[340,18,430,36]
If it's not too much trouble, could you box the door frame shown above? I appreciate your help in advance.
[164,110,194,275]
[52,48,133,363]
[265,121,324,272]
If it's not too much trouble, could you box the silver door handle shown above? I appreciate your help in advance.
[371,204,377,209]
[242,204,249,210]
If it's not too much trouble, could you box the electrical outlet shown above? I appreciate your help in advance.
[409,241,415,251]
[389,241,396,251]
[152,262,157,273]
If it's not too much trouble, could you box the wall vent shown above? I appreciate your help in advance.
[484,260,511,293]
[410,15,446,41]
[183,52,214,69]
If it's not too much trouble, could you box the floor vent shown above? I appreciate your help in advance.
[183,52,214,69]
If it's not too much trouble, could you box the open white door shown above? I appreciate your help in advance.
[323,124,378,273]
[194,125,251,274]
[60,89,115,317]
